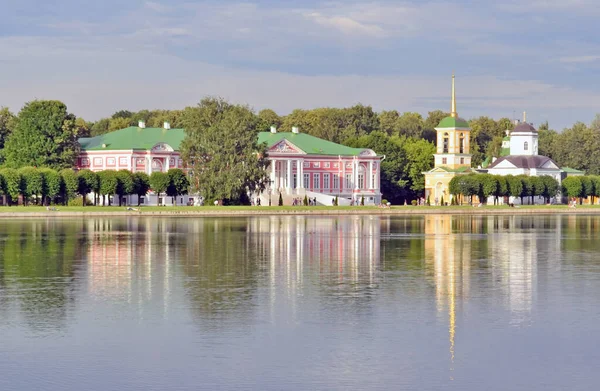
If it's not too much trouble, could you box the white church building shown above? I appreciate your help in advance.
[483,121,563,204]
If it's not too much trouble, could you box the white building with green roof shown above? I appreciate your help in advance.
[76,122,382,206]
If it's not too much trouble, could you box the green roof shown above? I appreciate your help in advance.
[437,116,470,129]
[257,132,368,156]
[562,167,585,174]
[500,147,510,157]
[79,127,186,151]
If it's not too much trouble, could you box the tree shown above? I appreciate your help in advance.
[493,175,508,205]
[0,168,22,205]
[60,169,79,205]
[90,118,110,136]
[19,167,43,205]
[516,175,532,205]
[180,98,269,203]
[166,168,189,205]
[540,175,559,204]
[149,171,169,205]
[404,138,435,195]
[3,100,81,169]
[98,170,118,206]
[78,169,99,206]
[39,168,62,205]
[133,172,151,206]
[116,170,135,206]
[0,107,16,163]
[579,176,593,204]
[378,110,400,136]
[396,112,424,138]
[108,117,131,132]
[529,176,545,204]
[561,176,582,200]
[589,176,600,205]
[505,175,523,204]
[257,109,282,132]
[278,192,283,206]
[480,174,498,204]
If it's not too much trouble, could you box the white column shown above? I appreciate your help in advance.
[287,159,292,193]
[298,160,303,189]
[147,155,152,175]
[165,155,170,172]
[369,160,374,189]
[354,159,359,190]
[270,160,276,187]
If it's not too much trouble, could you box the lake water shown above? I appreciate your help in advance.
[1,214,599,390]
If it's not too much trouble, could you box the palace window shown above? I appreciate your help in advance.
[323,174,330,189]
[442,158,448,165]
[333,174,339,189]
[324,162,330,168]
[313,173,320,189]
[358,173,364,189]
[313,162,320,168]
[303,173,310,188]
[443,133,449,153]
[460,157,464,164]
[345,174,352,189]
[293,174,297,189]
[459,134,465,154]
[524,141,529,151]
[372,174,376,189]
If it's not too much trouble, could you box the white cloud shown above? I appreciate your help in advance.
[306,12,386,38]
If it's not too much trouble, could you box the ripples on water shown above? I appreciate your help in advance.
[1,215,600,390]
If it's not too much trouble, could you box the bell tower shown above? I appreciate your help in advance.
[433,74,472,169]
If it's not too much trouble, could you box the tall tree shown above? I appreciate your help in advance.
[78,169,99,206]
[0,168,23,205]
[149,171,170,205]
[180,97,269,203]
[0,107,16,163]
[60,169,79,205]
[257,109,282,132]
[133,172,151,206]
[39,168,62,205]
[115,170,135,206]
[19,167,43,205]
[98,170,118,206]
[166,168,189,205]
[3,100,81,169]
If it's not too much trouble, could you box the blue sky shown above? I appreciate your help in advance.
[2,0,600,130]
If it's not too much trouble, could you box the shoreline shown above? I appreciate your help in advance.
[0,206,596,218]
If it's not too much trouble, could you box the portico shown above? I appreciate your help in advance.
[259,127,382,205]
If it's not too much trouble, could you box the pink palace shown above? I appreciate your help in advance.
[76,122,383,206]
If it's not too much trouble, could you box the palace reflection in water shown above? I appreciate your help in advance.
[2,215,600,390]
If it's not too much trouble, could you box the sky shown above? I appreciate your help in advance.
[1,0,600,130]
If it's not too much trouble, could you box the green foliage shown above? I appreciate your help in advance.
[360,196,365,206]
[149,171,169,202]
[303,194,308,206]
[39,168,62,205]
[19,166,43,204]
[440,195,444,206]
[116,170,135,205]
[97,170,118,205]
[334,195,338,206]
[0,168,22,204]
[480,174,499,202]
[505,175,523,200]
[180,97,269,203]
[562,176,582,198]
[278,192,283,206]
[3,100,81,169]
[257,109,282,132]
[0,107,16,163]
[77,169,99,206]
[60,169,79,204]
[580,176,593,201]
[67,197,92,206]
[540,175,560,203]
[166,168,189,205]
[133,172,151,204]
[426,195,430,206]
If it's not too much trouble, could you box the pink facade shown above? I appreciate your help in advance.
[76,146,184,174]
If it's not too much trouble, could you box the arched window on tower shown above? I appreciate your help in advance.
[459,133,465,154]
[443,133,449,153]
[524,141,529,151]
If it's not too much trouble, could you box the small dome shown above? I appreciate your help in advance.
[511,123,537,134]
[437,116,470,129]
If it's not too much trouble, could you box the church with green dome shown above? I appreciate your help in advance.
[423,75,474,205]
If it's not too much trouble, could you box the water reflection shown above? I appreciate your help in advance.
[2,215,600,390]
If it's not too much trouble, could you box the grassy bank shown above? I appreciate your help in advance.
[0,204,599,218]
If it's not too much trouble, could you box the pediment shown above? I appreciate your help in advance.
[359,149,377,157]
[268,140,305,154]
[541,160,560,170]
[152,143,174,152]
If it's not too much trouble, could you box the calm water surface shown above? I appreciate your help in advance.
[1,215,600,390]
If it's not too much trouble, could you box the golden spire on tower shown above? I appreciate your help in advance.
[450,73,457,118]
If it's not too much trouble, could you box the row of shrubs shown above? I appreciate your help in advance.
[421,174,600,206]
[0,167,190,206]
